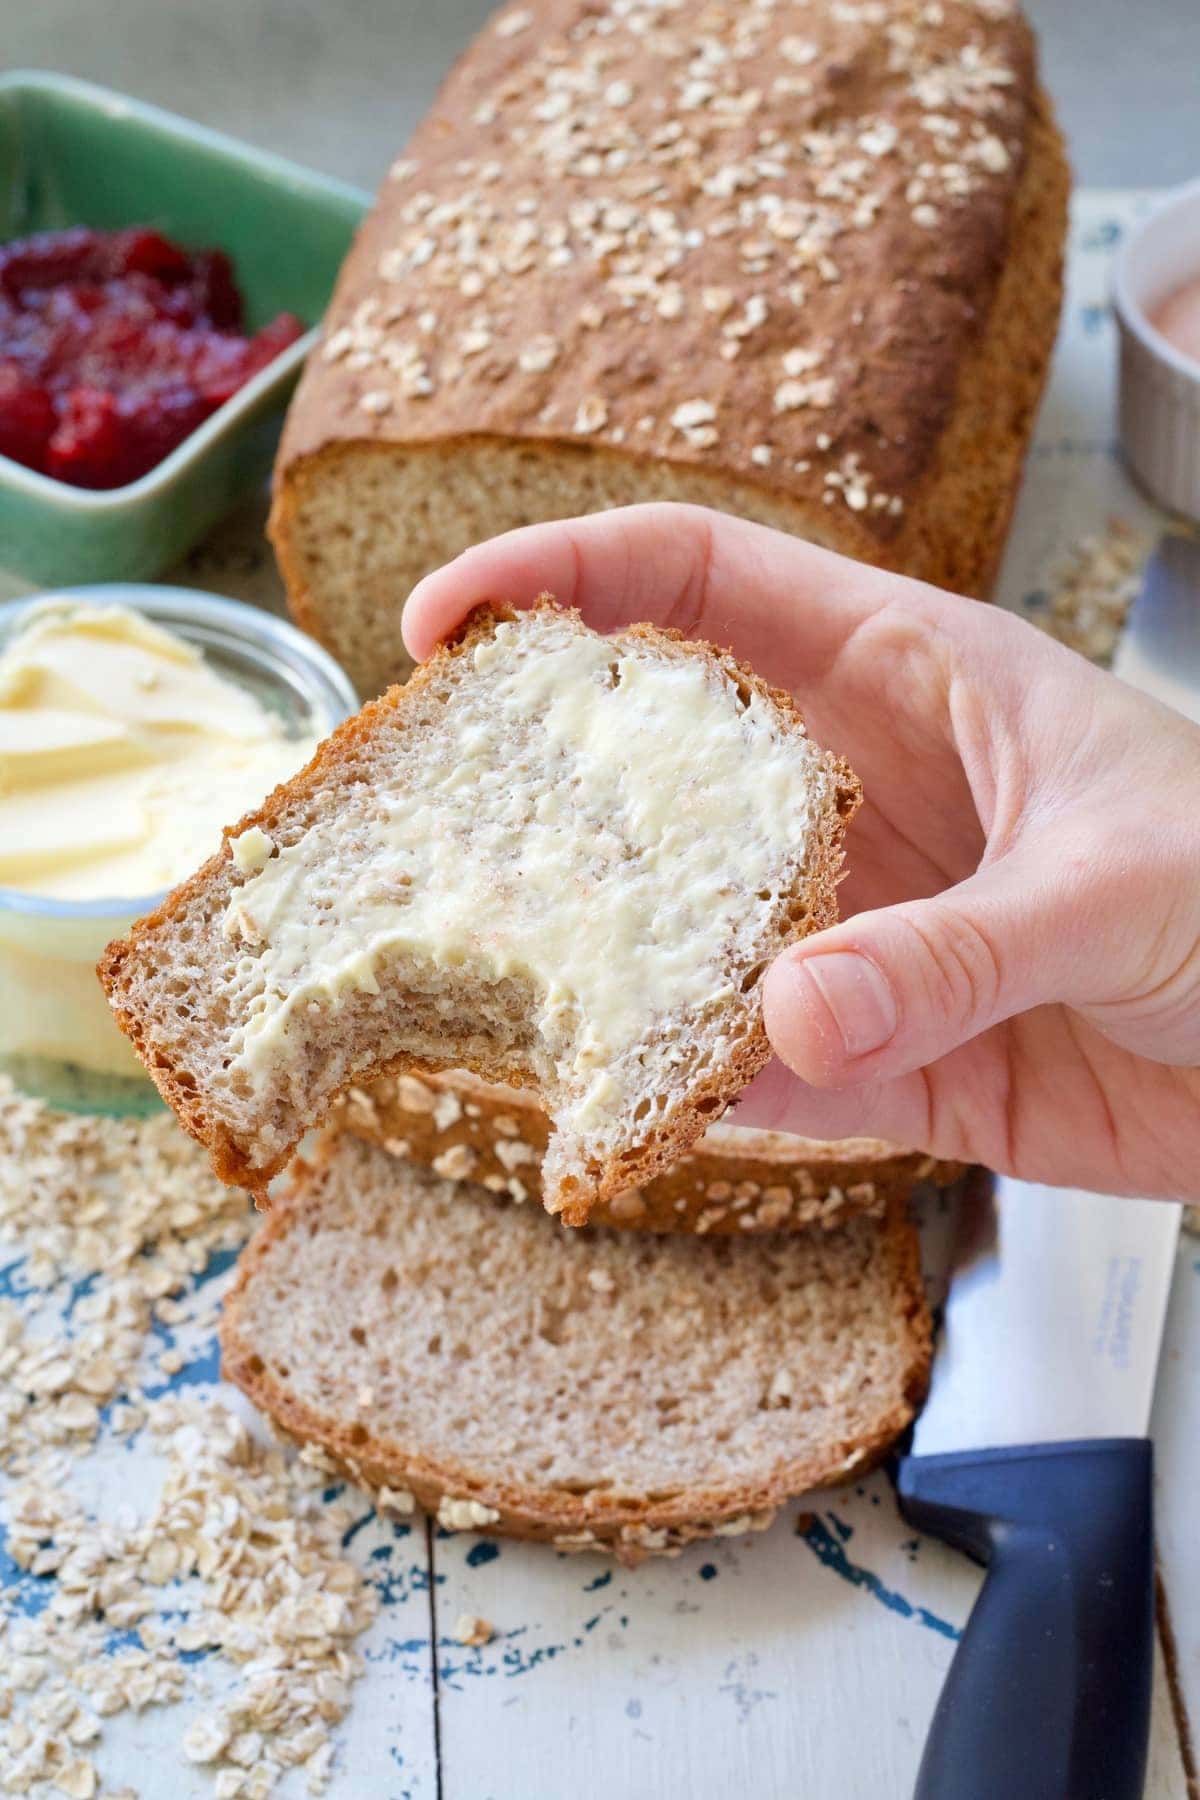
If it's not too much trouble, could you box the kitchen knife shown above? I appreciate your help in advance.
[897,532,1199,1800]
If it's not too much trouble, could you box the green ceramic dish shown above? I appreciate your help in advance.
[0,71,368,588]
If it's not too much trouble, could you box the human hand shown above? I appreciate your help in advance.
[403,504,1200,1202]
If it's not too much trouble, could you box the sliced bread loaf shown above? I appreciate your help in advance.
[338,1067,960,1234]
[100,601,859,1224]
[269,1,1068,697]
[220,1134,931,1562]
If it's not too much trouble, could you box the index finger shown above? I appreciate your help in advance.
[401,502,917,685]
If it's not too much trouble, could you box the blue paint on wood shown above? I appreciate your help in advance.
[342,1507,377,1548]
[190,1245,244,1288]
[698,1563,718,1582]
[0,1537,50,1616]
[583,1568,611,1592]
[466,1540,500,1567]
[141,1337,221,1399]
[0,1255,31,1299]
[799,1514,960,1641]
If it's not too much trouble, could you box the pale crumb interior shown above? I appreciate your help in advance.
[283,441,840,694]
[232,1139,922,1497]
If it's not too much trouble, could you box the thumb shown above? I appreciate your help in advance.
[763,851,1091,1088]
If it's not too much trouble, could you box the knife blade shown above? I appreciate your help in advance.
[910,1175,1178,1459]
[896,533,1194,1800]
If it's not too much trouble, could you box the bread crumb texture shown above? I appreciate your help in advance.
[220,1134,931,1563]
[0,1081,377,1798]
[101,603,858,1223]
[271,0,1068,691]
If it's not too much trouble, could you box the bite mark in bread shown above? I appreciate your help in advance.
[100,601,860,1224]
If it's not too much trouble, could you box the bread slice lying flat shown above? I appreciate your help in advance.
[220,1134,931,1562]
[337,1068,960,1235]
[101,601,859,1224]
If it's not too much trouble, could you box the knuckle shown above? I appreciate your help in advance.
[899,903,1004,1029]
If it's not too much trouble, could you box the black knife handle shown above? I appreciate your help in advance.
[896,1439,1154,1800]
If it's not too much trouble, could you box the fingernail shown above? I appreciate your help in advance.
[795,951,897,1060]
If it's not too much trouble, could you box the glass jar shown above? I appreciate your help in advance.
[0,582,357,1115]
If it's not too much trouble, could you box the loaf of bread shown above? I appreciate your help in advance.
[270,0,1069,694]
[220,1133,931,1562]
[337,1067,960,1234]
[100,602,859,1222]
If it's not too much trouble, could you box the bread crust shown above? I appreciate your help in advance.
[99,600,860,1224]
[219,1138,932,1565]
[337,1067,960,1234]
[268,1,1069,692]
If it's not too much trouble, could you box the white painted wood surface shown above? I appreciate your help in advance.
[1,189,1195,1799]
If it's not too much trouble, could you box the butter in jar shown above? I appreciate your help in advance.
[0,587,355,1110]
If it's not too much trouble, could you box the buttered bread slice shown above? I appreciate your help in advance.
[100,601,859,1222]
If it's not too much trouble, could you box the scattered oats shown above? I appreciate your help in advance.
[670,399,717,431]
[586,1268,616,1296]
[912,202,940,228]
[774,376,835,412]
[454,1614,494,1648]
[701,286,735,317]
[494,6,532,36]
[0,1087,376,1794]
[376,1486,416,1517]
[750,444,773,467]
[713,1511,774,1539]
[437,1496,501,1532]
[573,395,609,434]
[824,450,873,511]
[359,388,393,417]
[781,346,821,377]
[395,1074,436,1113]
[184,1714,232,1764]
[1025,519,1151,665]
[355,1386,375,1410]
[431,1089,464,1133]
[53,1759,97,1798]
[859,120,899,156]
[972,132,1011,172]
[320,327,353,363]
[494,1138,535,1173]
[388,158,418,182]
[431,1144,477,1182]
[519,334,560,373]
